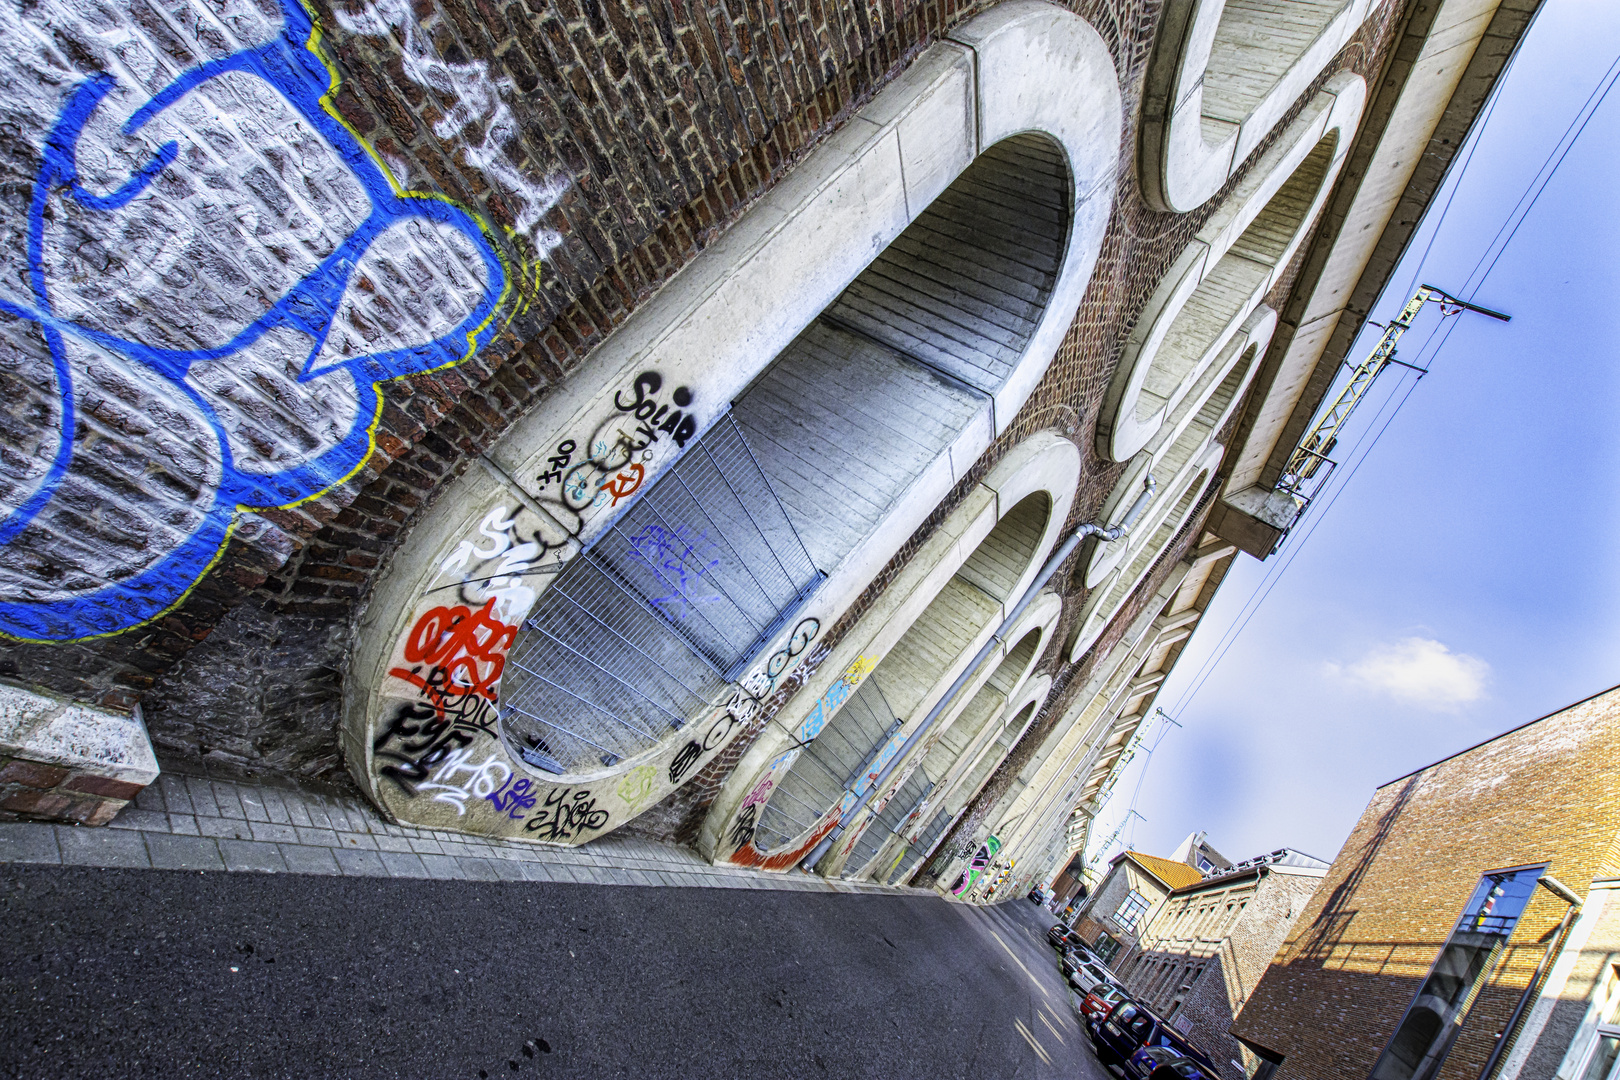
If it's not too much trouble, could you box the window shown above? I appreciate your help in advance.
[1573,967,1620,1080]
[1116,889,1151,931]
[1369,866,1544,1080]
[1094,933,1123,966]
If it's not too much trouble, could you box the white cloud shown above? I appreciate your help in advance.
[1326,637,1490,709]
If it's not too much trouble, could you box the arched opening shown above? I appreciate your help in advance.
[1201,2,1355,142]
[749,492,1051,855]
[1086,336,1258,592]
[840,626,1046,881]
[894,692,1043,885]
[1073,468,1211,660]
[1132,135,1335,433]
[1139,0,1370,212]
[497,138,1070,779]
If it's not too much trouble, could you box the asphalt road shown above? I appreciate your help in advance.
[0,865,1114,1080]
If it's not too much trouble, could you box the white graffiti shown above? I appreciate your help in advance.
[335,0,571,248]
[417,745,513,813]
[432,506,546,622]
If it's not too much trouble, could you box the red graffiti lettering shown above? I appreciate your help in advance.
[390,599,518,707]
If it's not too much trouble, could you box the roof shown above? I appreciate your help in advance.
[1122,851,1206,891]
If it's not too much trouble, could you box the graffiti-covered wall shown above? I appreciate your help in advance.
[0,0,1449,867]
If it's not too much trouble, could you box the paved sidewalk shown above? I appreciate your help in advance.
[0,765,923,895]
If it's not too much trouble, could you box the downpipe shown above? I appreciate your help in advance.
[801,472,1158,873]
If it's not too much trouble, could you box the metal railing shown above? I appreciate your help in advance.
[750,675,901,852]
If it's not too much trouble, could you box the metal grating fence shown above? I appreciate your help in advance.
[500,412,822,776]
[750,675,901,853]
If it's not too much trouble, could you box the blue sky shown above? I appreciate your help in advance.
[1091,0,1620,870]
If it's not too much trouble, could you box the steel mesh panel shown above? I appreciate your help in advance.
[844,769,932,878]
[589,413,821,677]
[752,676,899,853]
[500,412,821,776]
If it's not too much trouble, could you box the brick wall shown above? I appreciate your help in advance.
[1231,685,1620,1079]
[1132,869,1324,1079]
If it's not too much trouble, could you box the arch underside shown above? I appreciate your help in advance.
[497,135,1069,779]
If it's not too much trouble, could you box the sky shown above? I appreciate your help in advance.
[1089,0,1620,870]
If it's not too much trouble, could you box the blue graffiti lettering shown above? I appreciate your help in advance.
[0,0,516,642]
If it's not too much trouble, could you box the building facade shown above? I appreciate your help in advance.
[1076,849,1205,965]
[1124,849,1328,1079]
[1231,685,1620,1080]
[0,0,1536,895]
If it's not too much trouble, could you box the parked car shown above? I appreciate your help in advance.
[1047,923,1085,949]
[1066,958,1117,995]
[1128,1045,1214,1080]
[1061,947,1110,979]
[1081,982,1129,1025]
[1093,1001,1218,1075]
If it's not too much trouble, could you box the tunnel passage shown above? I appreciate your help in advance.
[498,136,1072,779]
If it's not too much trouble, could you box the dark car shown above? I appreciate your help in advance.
[1047,923,1085,949]
[1128,1045,1214,1080]
[1093,1001,1217,1075]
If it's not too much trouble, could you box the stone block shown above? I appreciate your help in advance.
[0,760,70,790]
[0,823,60,864]
[63,773,145,801]
[146,833,227,871]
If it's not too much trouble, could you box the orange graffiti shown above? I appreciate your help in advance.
[389,598,518,706]
[601,462,645,507]
[726,813,839,872]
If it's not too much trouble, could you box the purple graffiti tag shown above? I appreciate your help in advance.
[485,774,540,820]
[627,523,722,620]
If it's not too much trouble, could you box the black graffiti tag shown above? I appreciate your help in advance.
[523,787,610,841]
[668,741,702,783]
[729,803,758,850]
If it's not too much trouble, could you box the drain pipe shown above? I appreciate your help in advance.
[801,472,1158,872]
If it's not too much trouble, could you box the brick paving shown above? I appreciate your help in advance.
[0,766,922,895]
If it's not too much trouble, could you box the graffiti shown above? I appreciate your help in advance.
[628,523,722,620]
[601,462,646,508]
[523,787,610,841]
[334,0,569,249]
[729,804,758,849]
[417,746,511,814]
[796,656,879,743]
[951,835,1002,896]
[613,373,698,446]
[485,774,540,820]
[547,371,699,517]
[535,440,578,490]
[668,741,702,783]
[373,696,496,790]
[616,765,658,813]
[767,618,822,680]
[390,598,518,706]
[0,0,524,642]
[741,775,775,811]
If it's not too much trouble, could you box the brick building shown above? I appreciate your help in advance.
[1075,848,1205,965]
[1123,848,1329,1079]
[1230,684,1620,1080]
[0,0,1537,893]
